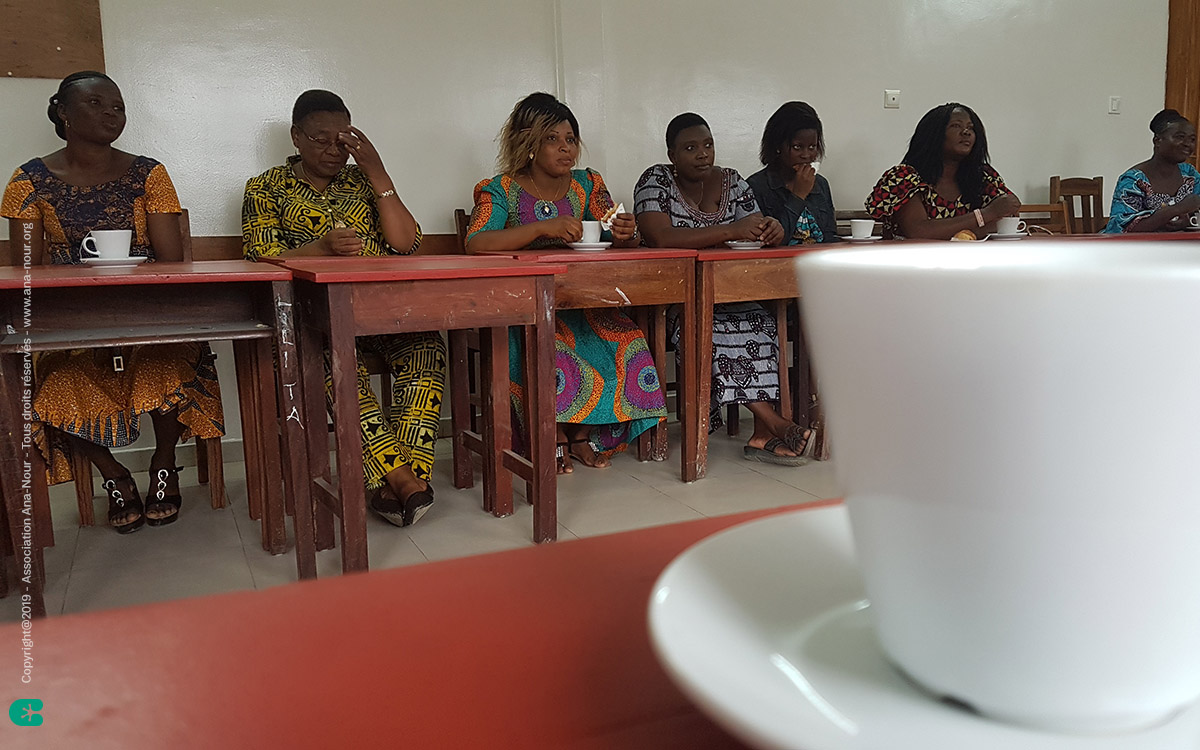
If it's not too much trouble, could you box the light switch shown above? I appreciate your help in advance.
[1108,96,1121,115]
[884,90,901,109]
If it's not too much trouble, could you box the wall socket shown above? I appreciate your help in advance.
[1108,96,1121,115]
[884,89,900,109]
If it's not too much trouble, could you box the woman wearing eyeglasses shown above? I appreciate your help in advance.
[242,89,443,527]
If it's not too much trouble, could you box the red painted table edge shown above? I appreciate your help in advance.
[695,246,825,262]
[476,247,700,262]
[271,256,569,283]
[0,260,291,289]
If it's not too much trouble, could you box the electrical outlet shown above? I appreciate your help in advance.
[1108,96,1121,115]
[884,90,900,109]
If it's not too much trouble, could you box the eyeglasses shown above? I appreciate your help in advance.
[299,129,350,151]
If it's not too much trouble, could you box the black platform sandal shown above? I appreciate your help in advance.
[146,465,183,527]
[103,476,145,534]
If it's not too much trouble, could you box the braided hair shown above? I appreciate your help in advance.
[901,103,991,210]
[47,71,115,140]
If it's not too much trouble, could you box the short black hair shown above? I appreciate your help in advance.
[901,102,991,210]
[759,101,824,166]
[47,71,115,140]
[292,90,350,126]
[1151,108,1189,135]
[666,112,709,150]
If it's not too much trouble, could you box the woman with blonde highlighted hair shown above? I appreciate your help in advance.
[466,92,666,473]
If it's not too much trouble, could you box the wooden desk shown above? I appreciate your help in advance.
[479,248,701,482]
[694,246,822,478]
[280,256,565,574]
[0,261,306,617]
[0,499,840,749]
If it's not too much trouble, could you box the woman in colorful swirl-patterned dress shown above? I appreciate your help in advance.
[1,72,225,533]
[466,93,667,474]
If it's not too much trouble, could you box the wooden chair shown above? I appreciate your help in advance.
[1018,201,1072,235]
[1050,176,1106,233]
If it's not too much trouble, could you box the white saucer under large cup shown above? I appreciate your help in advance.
[648,507,1200,750]
[82,256,148,268]
[567,241,612,251]
[796,242,1200,732]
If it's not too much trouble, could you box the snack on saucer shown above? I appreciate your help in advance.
[951,229,977,241]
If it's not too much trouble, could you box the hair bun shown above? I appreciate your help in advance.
[1151,108,1185,134]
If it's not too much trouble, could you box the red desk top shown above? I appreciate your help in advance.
[0,501,838,749]
[0,260,291,289]
[478,247,699,263]
[695,246,824,262]
[274,255,568,283]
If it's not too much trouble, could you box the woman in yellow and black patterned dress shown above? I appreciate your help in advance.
[2,71,225,534]
[242,90,443,527]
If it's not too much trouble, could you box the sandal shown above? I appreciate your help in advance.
[103,476,145,534]
[556,443,574,474]
[371,483,435,528]
[567,438,610,469]
[743,438,809,467]
[781,424,817,457]
[146,465,183,527]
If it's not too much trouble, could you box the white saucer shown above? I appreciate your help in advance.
[988,233,1027,241]
[840,235,882,243]
[567,242,612,251]
[648,507,1200,750]
[725,241,764,250]
[82,256,148,267]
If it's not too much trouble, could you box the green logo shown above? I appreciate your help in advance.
[8,699,42,726]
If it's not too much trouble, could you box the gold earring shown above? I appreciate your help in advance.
[528,152,534,160]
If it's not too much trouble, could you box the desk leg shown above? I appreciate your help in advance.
[774,299,792,420]
[633,308,652,462]
[272,281,315,578]
[0,354,46,617]
[250,336,286,555]
[686,264,707,481]
[327,285,369,572]
[448,330,474,490]
[481,328,513,517]
[298,287,336,554]
[650,306,669,461]
[233,339,264,523]
[528,276,557,542]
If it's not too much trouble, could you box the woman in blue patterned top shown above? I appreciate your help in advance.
[1104,109,1200,233]
[746,102,838,244]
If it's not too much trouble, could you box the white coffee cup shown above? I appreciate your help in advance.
[797,242,1200,733]
[80,229,133,259]
[996,216,1027,235]
[849,219,875,239]
[580,221,602,244]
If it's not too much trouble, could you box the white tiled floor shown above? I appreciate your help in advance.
[0,418,838,622]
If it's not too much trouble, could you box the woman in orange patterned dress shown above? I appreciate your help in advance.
[1,72,225,533]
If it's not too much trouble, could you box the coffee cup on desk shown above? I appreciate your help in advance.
[581,221,602,244]
[849,219,875,239]
[80,229,133,259]
[797,241,1200,734]
[996,216,1027,235]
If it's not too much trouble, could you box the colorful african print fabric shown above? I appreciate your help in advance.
[241,160,442,486]
[1103,163,1200,233]
[466,168,667,456]
[633,164,782,429]
[865,163,1012,239]
[2,156,180,264]
[241,156,422,258]
[2,156,225,485]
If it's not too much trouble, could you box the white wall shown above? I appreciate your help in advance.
[0,0,1169,241]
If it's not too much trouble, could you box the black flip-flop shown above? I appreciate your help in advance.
[743,438,809,467]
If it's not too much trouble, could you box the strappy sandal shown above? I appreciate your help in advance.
[556,443,574,474]
[567,438,611,469]
[146,465,183,527]
[103,476,145,534]
[743,438,809,467]
[371,483,435,528]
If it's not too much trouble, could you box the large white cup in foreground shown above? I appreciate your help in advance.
[796,242,1200,733]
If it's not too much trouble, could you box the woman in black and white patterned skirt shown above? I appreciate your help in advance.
[634,112,814,465]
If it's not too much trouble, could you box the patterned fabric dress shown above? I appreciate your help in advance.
[633,164,782,429]
[243,156,444,487]
[1103,163,1200,233]
[467,168,667,456]
[1,156,225,484]
[865,163,1012,239]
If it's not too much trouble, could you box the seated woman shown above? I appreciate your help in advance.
[634,113,813,465]
[466,92,667,473]
[1,71,225,533]
[866,103,1020,239]
[746,101,838,245]
[1104,109,1200,233]
[242,90,442,526]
